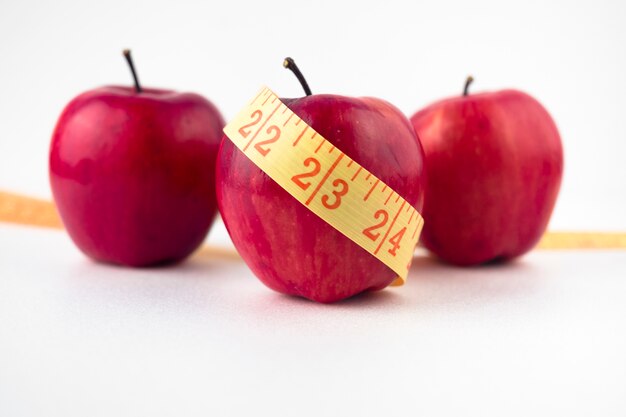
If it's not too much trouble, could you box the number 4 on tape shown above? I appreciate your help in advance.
[223,87,424,286]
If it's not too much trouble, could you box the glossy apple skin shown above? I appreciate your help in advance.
[50,86,224,266]
[410,90,563,266]
[217,95,426,303]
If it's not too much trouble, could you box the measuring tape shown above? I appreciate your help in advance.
[223,87,424,285]
[0,191,63,229]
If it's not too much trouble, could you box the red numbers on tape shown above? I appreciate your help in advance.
[254,125,280,156]
[238,110,262,138]
[321,179,348,210]
[363,209,389,241]
[362,210,407,257]
[292,158,321,190]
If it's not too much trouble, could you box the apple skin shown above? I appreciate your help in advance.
[50,86,224,266]
[410,89,563,266]
[216,95,426,303]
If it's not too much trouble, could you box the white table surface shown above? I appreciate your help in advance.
[1,222,625,416]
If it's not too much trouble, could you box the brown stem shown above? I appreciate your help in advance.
[463,76,474,96]
[283,57,312,96]
[123,49,142,93]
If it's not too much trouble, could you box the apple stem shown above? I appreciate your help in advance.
[463,76,474,96]
[123,49,142,93]
[283,57,312,96]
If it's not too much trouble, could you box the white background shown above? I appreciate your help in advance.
[1,0,625,230]
[1,224,625,416]
[2,1,626,416]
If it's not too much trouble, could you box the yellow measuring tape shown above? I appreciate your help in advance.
[2,192,626,259]
[0,191,63,229]
[223,87,424,285]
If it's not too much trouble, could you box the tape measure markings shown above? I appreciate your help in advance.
[250,87,267,106]
[283,112,294,126]
[224,86,425,284]
[261,91,273,106]
[412,223,420,239]
[376,201,402,253]
[242,103,282,152]
[350,166,361,181]
[364,179,379,201]
[384,190,394,205]
[314,135,325,153]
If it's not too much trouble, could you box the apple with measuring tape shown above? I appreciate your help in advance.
[49,50,224,266]
[410,77,563,265]
[217,58,426,303]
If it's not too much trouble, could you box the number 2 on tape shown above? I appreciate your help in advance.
[223,87,424,285]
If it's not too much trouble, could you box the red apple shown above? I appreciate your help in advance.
[410,77,563,266]
[49,50,224,266]
[216,58,426,303]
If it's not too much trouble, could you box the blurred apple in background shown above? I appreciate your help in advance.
[49,50,224,266]
[410,77,563,266]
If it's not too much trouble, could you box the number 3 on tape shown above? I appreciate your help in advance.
[223,87,424,286]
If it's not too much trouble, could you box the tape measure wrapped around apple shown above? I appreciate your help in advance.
[217,58,426,303]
